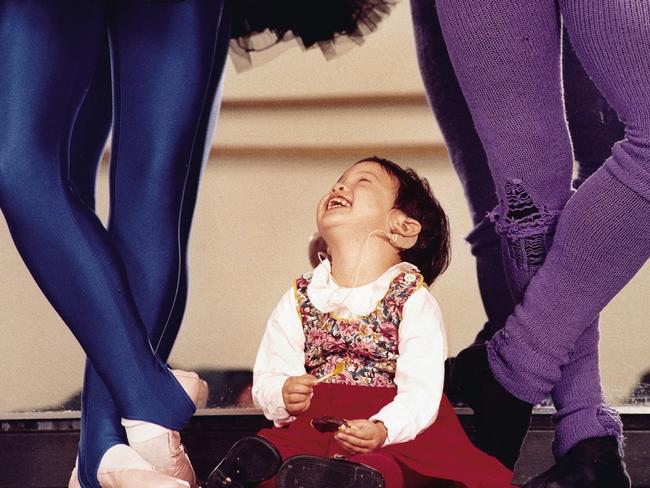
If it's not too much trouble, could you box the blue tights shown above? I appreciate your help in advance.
[0,1,230,486]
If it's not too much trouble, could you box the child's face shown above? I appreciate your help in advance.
[317,161,398,240]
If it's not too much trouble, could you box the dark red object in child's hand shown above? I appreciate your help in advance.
[310,416,349,433]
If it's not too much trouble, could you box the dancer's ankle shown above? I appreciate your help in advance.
[98,444,153,472]
[121,418,169,443]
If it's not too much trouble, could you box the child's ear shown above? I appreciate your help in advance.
[389,211,421,250]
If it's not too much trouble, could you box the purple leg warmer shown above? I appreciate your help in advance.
[436,0,574,301]
[552,27,626,458]
[434,0,650,456]
[492,0,650,401]
[410,0,513,343]
[562,31,625,190]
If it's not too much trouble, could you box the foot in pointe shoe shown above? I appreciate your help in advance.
[126,370,207,488]
[522,436,631,488]
[98,468,190,488]
[130,431,200,488]
[68,468,81,488]
[68,466,190,488]
[451,343,533,470]
[171,369,209,409]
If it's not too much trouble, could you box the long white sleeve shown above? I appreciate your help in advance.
[252,288,306,426]
[369,287,447,445]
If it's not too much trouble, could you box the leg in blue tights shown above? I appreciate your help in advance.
[63,1,232,486]
[0,1,217,486]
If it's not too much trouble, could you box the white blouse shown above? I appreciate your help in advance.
[252,260,448,446]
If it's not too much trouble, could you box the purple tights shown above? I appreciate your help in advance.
[411,0,626,457]
[428,0,650,456]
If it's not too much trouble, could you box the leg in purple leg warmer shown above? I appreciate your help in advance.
[486,4,650,479]
[488,0,650,407]
[435,0,574,302]
[550,320,623,458]
[432,0,570,468]
[552,30,626,459]
[413,0,624,463]
[434,0,637,471]
[562,31,625,190]
[410,0,513,344]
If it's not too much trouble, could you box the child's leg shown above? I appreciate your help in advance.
[349,453,459,488]
[206,436,282,488]
[348,453,405,488]
[410,0,513,342]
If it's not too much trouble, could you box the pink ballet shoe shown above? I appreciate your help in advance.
[97,468,190,487]
[130,431,199,488]
[68,466,190,488]
[171,369,209,409]
[126,370,206,488]
[67,468,81,488]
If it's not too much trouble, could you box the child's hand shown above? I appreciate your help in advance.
[282,374,317,416]
[334,419,388,454]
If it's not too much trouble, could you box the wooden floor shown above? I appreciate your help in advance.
[1,411,649,487]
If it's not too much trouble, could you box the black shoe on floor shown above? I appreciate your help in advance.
[205,436,281,488]
[522,436,631,488]
[451,343,533,470]
[276,455,385,488]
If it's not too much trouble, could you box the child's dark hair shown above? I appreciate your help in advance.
[359,156,451,285]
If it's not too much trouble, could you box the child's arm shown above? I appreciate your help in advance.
[334,419,388,454]
[282,374,317,416]
[253,288,309,426]
[363,287,446,447]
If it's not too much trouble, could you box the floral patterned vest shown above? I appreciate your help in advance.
[294,269,423,387]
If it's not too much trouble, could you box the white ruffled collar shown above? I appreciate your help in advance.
[306,259,419,317]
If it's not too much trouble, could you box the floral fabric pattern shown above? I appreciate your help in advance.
[294,269,423,387]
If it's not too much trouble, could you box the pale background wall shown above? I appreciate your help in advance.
[1,2,648,412]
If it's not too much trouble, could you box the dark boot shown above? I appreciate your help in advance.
[444,356,466,405]
[522,436,631,488]
[205,436,281,488]
[451,343,533,469]
[276,455,385,488]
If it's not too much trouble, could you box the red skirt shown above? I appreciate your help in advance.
[258,383,516,488]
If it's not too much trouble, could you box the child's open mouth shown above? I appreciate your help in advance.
[327,196,352,210]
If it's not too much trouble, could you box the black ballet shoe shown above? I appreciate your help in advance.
[522,436,631,488]
[451,343,533,470]
[205,436,281,488]
[276,455,385,488]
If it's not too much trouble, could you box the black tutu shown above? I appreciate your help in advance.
[230,0,400,70]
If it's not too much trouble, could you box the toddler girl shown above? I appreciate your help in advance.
[207,157,516,487]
